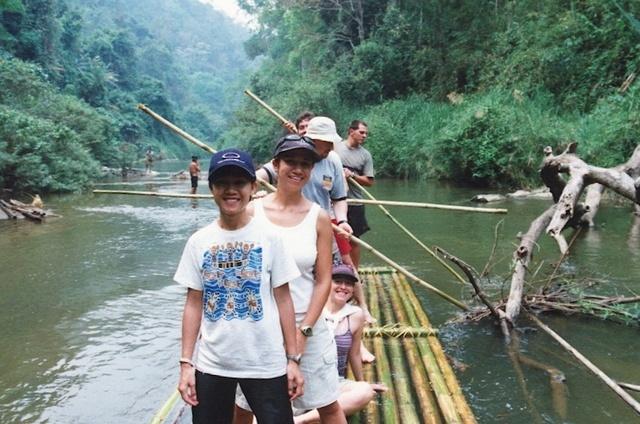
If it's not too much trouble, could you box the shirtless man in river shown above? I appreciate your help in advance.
[189,156,201,194]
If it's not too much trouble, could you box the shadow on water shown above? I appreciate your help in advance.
[1,170,639,423]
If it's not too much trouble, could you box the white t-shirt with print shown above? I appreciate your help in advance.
[174,217,300,379]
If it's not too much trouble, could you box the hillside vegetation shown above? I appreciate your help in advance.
[224,0,640,187]
[0,0,252,192]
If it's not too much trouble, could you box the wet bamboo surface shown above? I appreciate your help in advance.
[353,267,477,424]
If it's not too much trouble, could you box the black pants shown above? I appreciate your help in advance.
[192,371,293,424]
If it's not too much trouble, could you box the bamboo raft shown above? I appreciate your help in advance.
[151,267,476,424]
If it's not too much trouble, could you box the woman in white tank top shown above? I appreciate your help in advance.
[235,135,347,423]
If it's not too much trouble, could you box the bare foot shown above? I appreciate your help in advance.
[361,342,375,363]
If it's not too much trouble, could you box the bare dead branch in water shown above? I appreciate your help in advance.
[480,219,504,278]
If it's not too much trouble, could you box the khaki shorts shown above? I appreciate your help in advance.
[236,314,340,411]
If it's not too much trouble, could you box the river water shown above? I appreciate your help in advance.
[1,161,639,423]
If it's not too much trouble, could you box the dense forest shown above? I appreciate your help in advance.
[1,0,639,193]
[0,0,252,192]
[223,0,640,187]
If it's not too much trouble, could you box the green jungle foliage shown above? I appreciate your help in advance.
[224,0,640,188]
[0,0,252,193]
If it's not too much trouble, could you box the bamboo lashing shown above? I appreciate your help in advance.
[242,89,472,285]
[134,105,468,311]
[347,198,507,214]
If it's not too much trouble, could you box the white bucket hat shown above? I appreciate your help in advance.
[305,116,342,143]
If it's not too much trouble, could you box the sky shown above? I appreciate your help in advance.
[199,0,254,27]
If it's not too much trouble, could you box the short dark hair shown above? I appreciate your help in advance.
[295,111,315,127]
[191,156,198,161]
[348,120,367,132]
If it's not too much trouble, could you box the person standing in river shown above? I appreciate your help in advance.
[188,156,201,194]
[174,148,304,424]
[334,120,374,269]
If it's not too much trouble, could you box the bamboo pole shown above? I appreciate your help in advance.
[372,272,420,423]
[242,89,471,284]
[349,177,465,284]
[527,312,640,415]
[389,273,459,424]
[347,198,507,214]
[136,104,467,310]
[396,274,477,424]
[346,231,469,310]
[363,340,379,423]
[149,390,181,424]
[93,189,213,199]
[379,272,441,424]
[136,104,277,192]
[367,271,401,423]
[244,90,290,124]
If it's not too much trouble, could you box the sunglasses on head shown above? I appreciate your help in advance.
[278,134,314,146]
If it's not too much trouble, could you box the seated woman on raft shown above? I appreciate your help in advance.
[293,264,387,424]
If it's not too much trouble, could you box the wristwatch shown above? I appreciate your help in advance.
[299,325,313,337]
[286,353,302,364]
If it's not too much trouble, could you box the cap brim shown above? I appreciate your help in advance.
[332,273,358,283]
[276,146,321,162]
[209,164,256,182]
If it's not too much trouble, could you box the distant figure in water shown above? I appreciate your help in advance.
[31,194,44,209]
[189,156,201,194]
[145,148,154,174]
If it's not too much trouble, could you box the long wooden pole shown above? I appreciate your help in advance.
[347,198,507,214]
[242,90,470,284]
[136,103,277,193]
[136,104,467,310]
[349,177,467,284]
[527,311,640,415]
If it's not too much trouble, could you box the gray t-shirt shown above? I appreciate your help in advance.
[262,151,347,213]
[334,141,374,200]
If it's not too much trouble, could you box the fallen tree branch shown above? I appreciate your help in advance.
[505,205,556,323]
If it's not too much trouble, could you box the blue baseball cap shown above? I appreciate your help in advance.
[208,148,256,182]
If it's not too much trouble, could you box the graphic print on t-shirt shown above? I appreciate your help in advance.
[201,241,264,322]
[322,174,333,191]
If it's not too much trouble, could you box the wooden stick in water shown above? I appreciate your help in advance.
[347,198,507,214]
[527,311,640,415]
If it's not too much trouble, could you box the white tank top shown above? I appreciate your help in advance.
[254,198,320,313]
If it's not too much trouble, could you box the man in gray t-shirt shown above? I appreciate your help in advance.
[334,120,375,268]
